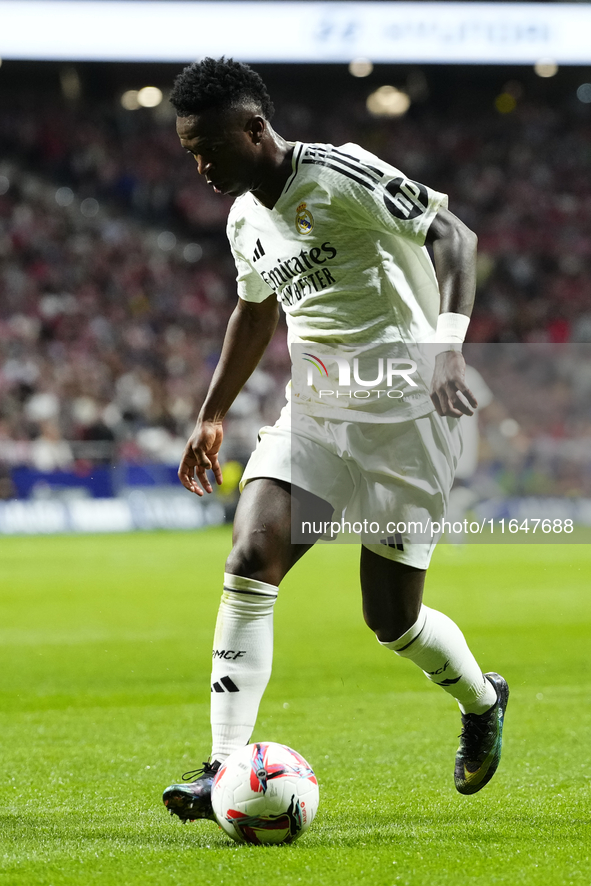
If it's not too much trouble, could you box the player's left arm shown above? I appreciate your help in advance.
[425,207,478,418]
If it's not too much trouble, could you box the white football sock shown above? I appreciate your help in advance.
[210,573,278,763]
[380,605,497,714]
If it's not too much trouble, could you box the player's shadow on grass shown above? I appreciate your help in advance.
[305,808,591,848]
[1,812,303,851]
[4,808,586,852]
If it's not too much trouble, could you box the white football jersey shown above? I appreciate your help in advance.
[227,141,448,422]
[227,141,447,346]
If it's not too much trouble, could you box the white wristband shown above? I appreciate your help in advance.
[432,312,470,353]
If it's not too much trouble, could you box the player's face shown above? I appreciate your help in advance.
[176,108,263,198]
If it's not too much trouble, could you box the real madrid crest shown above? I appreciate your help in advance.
[295,202,314,235]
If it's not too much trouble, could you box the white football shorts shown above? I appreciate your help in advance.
[240,403,462,570]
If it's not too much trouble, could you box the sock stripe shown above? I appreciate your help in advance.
[222,586,277,599]
[395,620,427,652]
[435,675,462,686]
[220,676,240,693]
[223,573,278,598]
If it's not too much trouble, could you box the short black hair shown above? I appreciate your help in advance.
[170,57,274,120]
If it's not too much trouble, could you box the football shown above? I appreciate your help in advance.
[211,742,319,845]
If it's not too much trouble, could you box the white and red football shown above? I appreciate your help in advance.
[211,741,319,845]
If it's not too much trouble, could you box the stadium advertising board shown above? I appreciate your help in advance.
[1,1,591,64]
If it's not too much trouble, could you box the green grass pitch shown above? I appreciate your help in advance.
[0,529,590,885]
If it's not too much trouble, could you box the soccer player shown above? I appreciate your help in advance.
[162,58,509,822]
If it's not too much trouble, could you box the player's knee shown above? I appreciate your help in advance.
[362,605,386,638]
[225,541,283,587]
[362,606,419,644]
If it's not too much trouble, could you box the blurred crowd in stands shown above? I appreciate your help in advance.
[467,344,591,499]
[0,74,590,498]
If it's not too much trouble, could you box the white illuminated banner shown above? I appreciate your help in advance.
[0,1,590,64]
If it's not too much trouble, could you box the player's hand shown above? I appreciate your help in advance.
[430,351,478,418]
[178,419,224,495]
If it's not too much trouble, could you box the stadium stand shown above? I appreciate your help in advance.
[0,66,590,501]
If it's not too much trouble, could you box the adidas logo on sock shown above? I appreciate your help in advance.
[211,676,240,693]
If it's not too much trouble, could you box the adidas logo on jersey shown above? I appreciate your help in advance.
[252,238,265,262]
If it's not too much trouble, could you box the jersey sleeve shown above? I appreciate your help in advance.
[328,143,448,245]
[229,242,275,303]
[227,211,275,304]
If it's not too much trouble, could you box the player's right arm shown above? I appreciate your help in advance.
[179,293,279,495]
